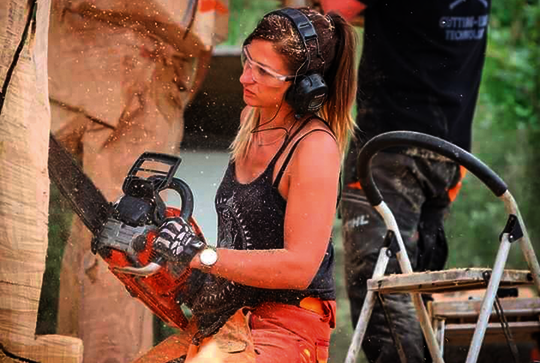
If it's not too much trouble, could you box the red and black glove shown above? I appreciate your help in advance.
[153,217,206,266]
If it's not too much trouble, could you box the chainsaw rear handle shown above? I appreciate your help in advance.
[357,131,508,206]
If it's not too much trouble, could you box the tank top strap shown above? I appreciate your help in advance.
[272,126,336,189]
[265,116,318,171]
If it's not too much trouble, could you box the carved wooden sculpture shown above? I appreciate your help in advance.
[47,1,228,361]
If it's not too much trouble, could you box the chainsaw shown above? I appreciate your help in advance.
[48,135,204,329]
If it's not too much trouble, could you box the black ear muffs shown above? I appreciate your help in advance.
[268,8,328,118]
[286,73,328,118]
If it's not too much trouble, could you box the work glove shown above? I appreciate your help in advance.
[153,217,206,267]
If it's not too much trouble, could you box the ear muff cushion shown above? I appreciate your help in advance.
[286,74,328,116]
[285,78,301,110]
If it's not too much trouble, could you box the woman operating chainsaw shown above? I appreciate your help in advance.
[135,7,357,363]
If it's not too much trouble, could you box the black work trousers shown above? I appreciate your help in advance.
[341,150,461,363]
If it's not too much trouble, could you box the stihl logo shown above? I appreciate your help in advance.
[345,215,370,230]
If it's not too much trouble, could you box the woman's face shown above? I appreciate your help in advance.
[239,39,294,109]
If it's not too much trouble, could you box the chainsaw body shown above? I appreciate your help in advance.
[91,152,204,330]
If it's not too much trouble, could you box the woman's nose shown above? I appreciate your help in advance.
[240,65,255,85]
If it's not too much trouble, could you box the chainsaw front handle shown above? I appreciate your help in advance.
[168,177,194,221]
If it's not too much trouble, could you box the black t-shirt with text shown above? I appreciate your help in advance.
[358,0,490,145]
[346,0,490,183]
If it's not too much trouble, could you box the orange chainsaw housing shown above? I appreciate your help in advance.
[100,207,205,330]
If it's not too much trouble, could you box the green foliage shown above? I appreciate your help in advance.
[220,0,281,46]
[480,1,540,131]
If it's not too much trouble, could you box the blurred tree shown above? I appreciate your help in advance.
[446,0,540,268]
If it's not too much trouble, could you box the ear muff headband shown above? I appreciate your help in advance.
[271,8,320,74]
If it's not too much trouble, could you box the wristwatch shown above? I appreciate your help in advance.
[199,247,218,270]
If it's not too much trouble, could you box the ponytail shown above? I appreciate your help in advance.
[318,12,357,156]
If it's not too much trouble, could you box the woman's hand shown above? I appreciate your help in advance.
[153,217,206,266]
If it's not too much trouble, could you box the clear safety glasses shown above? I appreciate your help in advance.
[241,46,295,87]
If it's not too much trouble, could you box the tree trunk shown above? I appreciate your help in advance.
[47,1,228,362]
[0,0,83,362]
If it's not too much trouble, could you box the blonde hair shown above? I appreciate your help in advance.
[230,9,357,161]
[229,107,259,161]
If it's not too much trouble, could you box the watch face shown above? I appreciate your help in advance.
[200,248,218,267]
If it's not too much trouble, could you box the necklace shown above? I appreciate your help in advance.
[252,115,302,147]
[254,130,288,147]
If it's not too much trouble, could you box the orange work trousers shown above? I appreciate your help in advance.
[134,299,336,363]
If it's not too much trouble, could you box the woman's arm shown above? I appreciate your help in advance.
[190,131,340,290]
[320,0,366,22]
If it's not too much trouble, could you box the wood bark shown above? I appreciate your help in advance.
[0,0,83,362]
[47,1,228,362]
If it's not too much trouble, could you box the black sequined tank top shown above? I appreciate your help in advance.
[214,117,336,304]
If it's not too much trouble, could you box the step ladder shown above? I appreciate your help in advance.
[345,131,540,363]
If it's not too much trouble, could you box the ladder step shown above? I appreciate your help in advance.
[367,268,534,294]
[444,321,540,345]
[430,296,540,319]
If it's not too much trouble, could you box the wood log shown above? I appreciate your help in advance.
[0,0,83,362]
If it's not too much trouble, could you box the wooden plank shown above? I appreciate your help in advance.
[443,321,540,345]
[430,297,540,319]
[367,268,534,294]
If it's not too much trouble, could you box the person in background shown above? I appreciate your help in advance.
[321,0,491,361]
[135,6,358,362]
